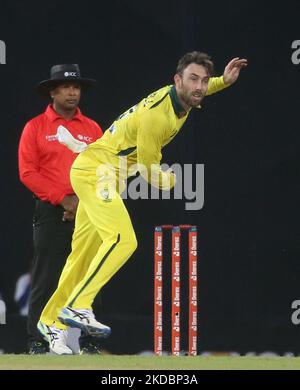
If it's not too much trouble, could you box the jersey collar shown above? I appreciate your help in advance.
[169,85,187,118]
[45,104,83,122]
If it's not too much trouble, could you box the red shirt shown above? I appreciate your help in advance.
[18,104,102,205]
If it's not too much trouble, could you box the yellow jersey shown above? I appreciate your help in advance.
[86,77,228,189]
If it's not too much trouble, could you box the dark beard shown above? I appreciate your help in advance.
[185,95,202,108]
[180,90,203,109]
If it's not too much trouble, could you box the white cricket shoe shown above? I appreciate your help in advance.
[58,307,111,338]
[37,320,73,355]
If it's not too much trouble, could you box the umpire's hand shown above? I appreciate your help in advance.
[60,194,78,221]
[62,210,76,222]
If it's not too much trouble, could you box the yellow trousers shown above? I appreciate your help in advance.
[40,150,137,329]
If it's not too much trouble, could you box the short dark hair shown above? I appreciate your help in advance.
[176,51,214,76]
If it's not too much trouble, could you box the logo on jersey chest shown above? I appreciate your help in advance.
[100,189,111,201]
[45,135,58,142]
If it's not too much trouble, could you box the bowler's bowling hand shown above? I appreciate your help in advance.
[167,168,177,186]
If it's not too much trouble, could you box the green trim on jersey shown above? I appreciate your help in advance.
[169,85,186,118]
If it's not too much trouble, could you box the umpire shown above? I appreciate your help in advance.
[18,64,103,354]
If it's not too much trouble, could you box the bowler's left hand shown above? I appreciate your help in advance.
[223,58,248,85]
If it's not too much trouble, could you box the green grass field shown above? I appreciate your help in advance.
[0,355,300,370]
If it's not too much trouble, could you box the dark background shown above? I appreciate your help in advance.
[0,0,300,354]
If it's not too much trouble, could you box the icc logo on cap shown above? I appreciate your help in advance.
[64,72,77,77]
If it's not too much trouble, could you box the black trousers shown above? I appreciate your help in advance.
[27,200,74,342]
